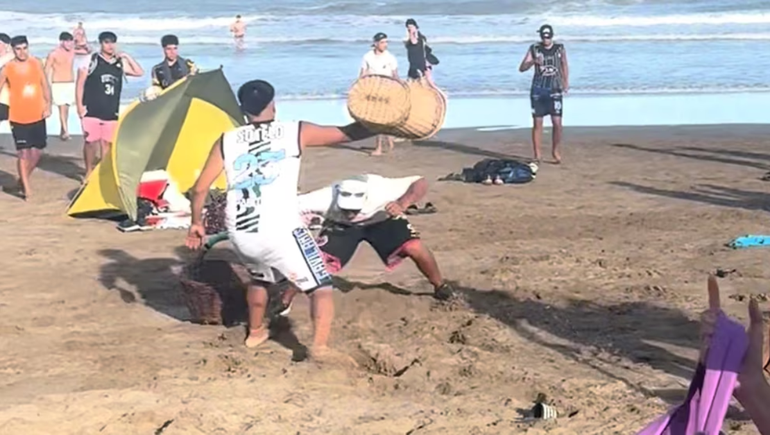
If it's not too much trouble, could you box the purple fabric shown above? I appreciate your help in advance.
[637,313,749,435]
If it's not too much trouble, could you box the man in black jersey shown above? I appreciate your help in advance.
[76,31,144,180]
[151,34,197,90]
[519,24,569,164]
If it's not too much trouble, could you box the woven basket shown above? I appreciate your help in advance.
[384,79,447,140]
[347,75,411,129]
[178,233,250,326]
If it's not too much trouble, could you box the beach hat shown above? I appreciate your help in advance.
[335,177,368,211]
[373,32,387,42]
[538,24,554,39]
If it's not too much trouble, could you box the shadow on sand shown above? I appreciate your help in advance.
[612,181,770,212]
[0,149,83,182]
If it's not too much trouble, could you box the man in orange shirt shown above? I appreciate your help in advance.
[0,36,51,200]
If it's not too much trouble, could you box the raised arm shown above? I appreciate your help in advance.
[299,121,376,148]
[519,45,535,72]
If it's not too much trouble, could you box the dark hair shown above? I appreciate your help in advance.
[161,34,179,47]
[10,35,28,47]
[98,31,117,43]
[236,14,241,18]
[59,32,74,41]
[0,33,10,45]
[238,80,275,116]
[405,18,418,28]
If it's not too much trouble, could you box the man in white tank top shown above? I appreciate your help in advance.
[185,80,376,361]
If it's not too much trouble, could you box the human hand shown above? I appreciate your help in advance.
[699,276,768,391]
[385,201,406,216]
[77,105,86,118]
[43,106,51,118]
[185,223,206,250]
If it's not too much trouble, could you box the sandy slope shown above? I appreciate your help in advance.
[0,125,768,434]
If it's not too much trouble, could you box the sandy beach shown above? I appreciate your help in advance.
[0,125,768,435]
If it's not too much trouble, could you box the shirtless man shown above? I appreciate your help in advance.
[45,32,77,140]
[229,15,246,50]
[0,36,52,200]
[186,79,377,360]
[0,33,12,127]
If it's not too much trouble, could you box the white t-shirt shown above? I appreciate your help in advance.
[298,174,421,226]
[221,121,303,234]
[0,52,14,105]
[360,50,398,77]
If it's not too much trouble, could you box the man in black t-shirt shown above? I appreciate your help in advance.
[76,31,144,180]
[151,34,197,90]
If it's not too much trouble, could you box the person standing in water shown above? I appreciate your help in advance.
[45,32,77,140]
[0,36,51,200]
[229,15,247,50]
[519,24,569,164]
[359,32,398,156]
[185,80,377,361]
[404,18,436,86]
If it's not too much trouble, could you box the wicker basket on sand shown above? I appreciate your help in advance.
[178,233,250,326]
[384,79,447,141]
[347,75,411,130]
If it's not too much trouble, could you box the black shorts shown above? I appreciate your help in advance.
[10,119,47,150]
[316,216,420,273]
[530,89,563,118]
[0,103,8,122]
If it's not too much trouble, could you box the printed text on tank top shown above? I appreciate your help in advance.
[83,53,123,120]
[4,59,45,124]
[531,43,564,92]
[221,121,302,234]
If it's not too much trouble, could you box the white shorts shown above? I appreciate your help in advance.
[230,226,332,292]
[51,82,76,106]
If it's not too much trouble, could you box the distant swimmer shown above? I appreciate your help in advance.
[151,34,197,90]
[0,36,52,200]
[229,15,246,49]
[519,24,569,164]
[45,32,77,140]
[360,32,398,156]
[76,31,144,181]
[0,33,13,127]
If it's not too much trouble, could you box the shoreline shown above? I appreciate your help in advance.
[3,91,766,137]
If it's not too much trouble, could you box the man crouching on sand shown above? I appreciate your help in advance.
[274,174,455,315]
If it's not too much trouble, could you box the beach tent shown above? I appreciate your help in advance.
[67,68,245,220]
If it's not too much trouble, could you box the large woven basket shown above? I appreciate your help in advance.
[385,79,447,140]
[178,233,250,326]
[347,75,411,129]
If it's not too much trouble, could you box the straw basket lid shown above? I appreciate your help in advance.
[347,75,411,128]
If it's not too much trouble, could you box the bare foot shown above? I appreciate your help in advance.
[552,151,562,164]
[370,149,383,157]
[244,327,269,348]
[60,133,70,141]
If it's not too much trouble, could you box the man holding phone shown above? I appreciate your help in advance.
[519,24,569,164]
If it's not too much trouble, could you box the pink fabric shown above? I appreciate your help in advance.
[384,239,420,271]
[82,117,118,142]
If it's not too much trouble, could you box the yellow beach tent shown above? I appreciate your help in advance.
[67,68,245,220]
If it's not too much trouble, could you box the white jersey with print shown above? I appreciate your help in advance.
[222,120,303,234]
[221,120,331,291]
[298,174,420,226]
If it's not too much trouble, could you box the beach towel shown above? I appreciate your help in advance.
[636,313,748,435]
[727,235,770,249]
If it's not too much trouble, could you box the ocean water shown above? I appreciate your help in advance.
[0,0,768,133]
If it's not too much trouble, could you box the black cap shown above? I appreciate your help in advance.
[405,18,418,28]
[538,24,554,39]
[373,32,387,42]
[238,80,275,116]
[59,32,73,41]
[98,31,117,43]
[0,33,10,45]
[10,36,28,47]
[161,34,179,47]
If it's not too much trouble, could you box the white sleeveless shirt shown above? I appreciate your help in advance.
[221,121,302,234]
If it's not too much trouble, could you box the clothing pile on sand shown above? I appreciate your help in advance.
[439,158,539,185]
[117,170,193,232]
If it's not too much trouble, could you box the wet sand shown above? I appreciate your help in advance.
[0,125,768,434]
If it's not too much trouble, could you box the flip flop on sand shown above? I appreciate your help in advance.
[405,203,438,215]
